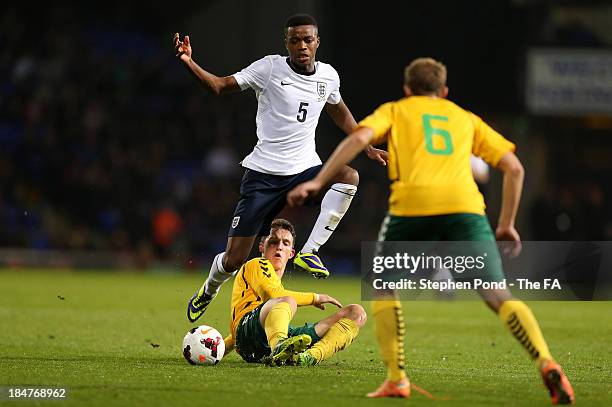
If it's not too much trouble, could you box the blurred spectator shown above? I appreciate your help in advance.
[152,205,183,257]
[531,179,609,240]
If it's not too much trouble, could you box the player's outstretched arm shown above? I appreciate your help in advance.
[173,33,241,95]
[250,263,317,306]
[326,102,388,166]
[495,151,524,257]
[287,126,375,206]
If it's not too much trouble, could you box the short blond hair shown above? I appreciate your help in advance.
[404,57,447,95]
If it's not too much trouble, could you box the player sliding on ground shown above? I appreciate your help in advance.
[174,13,387,323]
[288,58,575,404]
[223,219,367,366]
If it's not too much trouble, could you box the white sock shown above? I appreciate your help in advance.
[301,183,357,254]
[203,252,234,297]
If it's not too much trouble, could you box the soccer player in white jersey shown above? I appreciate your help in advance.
[174,14,388,322]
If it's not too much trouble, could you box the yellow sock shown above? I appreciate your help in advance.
[499,300,553,367]
[264,302,293,350]
[308,318,359,363]
[372,300,406,382]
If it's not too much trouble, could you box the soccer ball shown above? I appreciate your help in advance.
[182,325,225,365]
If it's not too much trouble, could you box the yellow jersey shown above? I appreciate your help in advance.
[359,96,515,216]
[229,257,316,337]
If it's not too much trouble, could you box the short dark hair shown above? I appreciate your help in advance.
[404,58,447,96]
[284,13,318,32]
[267,218,297,246]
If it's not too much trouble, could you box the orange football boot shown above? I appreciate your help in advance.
[366,378,411,398]
[541,361,575,405]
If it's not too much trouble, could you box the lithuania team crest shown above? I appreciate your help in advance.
[317,82,327,99]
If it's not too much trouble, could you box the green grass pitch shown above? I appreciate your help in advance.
[1,269,610,406]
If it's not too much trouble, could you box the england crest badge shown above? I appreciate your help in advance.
[317,82,327,101]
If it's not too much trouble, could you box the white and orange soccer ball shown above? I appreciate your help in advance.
[182,325,225,365]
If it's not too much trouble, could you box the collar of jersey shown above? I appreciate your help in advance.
[285,57,317,76]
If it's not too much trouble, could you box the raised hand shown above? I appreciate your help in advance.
[173,33,192,62]
[313,293,342,310]
[287,180,322,207]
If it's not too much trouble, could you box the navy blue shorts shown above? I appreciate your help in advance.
[228,165,322,237]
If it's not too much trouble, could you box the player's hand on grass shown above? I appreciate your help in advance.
[174,33,192,62]
[495,225,522,258]
[287,180,323,207]
[313,293,342,310]
[365,145,388,166]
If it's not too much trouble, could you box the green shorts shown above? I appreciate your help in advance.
[377,213,505,282]
[235,303,321,363]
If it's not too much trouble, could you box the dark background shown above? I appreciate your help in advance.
[1,0,611,271]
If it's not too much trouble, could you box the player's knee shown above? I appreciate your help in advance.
[344,304,367,327]
[481,289,514,313]
[335,166,359,186]
[277,296,297,312]
[222,251,248,273]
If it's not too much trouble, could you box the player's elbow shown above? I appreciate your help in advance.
[507,160,524,179]
[213,76,239,96]
[208,77,229,96]
[209,81,224,96]
[498,152,524,178]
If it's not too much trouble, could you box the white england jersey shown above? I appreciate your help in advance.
[233,55,342,176]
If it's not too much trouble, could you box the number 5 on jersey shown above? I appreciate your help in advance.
[422,114,453,155]
[297,102,309,122]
